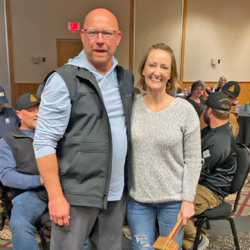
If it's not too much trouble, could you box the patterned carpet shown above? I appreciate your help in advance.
[205,173,250,249]
[207,232,250,250]
[0,174,249,249]
[225,174,250,217]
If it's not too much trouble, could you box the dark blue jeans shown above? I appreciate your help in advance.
[127,197,184,250]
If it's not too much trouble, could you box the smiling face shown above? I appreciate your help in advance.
[219,76,227,88]
[192,86,204,99]
[81,8,122,74]
[142,49,172,93]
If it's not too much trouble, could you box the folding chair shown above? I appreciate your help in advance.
[193,143,250,250]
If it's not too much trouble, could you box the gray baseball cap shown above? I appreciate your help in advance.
[16,93,40,111]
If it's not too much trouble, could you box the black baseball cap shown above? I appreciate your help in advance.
[16,93,40,111]
[0,85,9,104]
[221,81,241,99]
[206,92,231,111]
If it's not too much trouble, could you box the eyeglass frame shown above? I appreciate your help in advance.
[83,29,120,40]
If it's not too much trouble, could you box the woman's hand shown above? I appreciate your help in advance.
[178,200,195,225]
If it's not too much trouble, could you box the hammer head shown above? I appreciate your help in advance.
[153,236,179,250]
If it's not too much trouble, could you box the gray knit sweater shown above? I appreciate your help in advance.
[130,94,202,203]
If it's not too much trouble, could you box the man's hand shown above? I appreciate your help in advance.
[49,195,70,226]
[36,154,70,226]
[178,200,195,225]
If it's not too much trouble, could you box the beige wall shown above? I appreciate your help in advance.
[1,0,250,89]
[0,0,11,103]
[184,0,250,82]
[9,0,130,83]
[134,0,183,85]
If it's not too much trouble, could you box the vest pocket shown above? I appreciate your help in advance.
[60,151,107,197]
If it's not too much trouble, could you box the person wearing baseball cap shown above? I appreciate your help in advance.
[0,93,48,249]
[200,81,241,136]
[16,92,40,111]
[0,85,19,139]
[221,81,241,100]
[183,92,237,249]
[205,91,231,111]
[14,93,40,131]
[221,81,241,136]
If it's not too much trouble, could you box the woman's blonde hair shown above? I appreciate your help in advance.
[137,43,181,94]
[215,75,228,90]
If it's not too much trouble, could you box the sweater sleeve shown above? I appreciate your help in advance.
[182,105,202,202]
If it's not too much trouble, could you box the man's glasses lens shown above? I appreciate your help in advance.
[84,29,117,40]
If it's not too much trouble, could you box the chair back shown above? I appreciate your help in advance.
[229,143,250,194]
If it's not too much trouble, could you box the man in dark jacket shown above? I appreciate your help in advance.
[183,92,237,250]
[33,8,134,250]
[0,93,47,250]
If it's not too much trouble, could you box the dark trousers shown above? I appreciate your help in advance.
[50,192,126,250]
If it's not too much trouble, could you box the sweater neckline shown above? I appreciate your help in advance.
[140,94,177,114]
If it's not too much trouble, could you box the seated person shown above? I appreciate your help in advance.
[200,81,241,136]
[186,80,207,117]
[183,92,237,250]
[0,93,47,250]
[214,75,228,92]
[0,85,19,138]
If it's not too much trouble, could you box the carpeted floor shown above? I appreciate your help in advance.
[225,173,250,217]
[205,216,250,249]
[208,232,250,250]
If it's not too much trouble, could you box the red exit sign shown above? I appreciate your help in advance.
[68,22,80,31]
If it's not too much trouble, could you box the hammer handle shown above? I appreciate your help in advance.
[168,215,183,240]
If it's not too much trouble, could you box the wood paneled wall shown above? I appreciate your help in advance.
[14,82,250,107]
[182,82,250,105]
[14,83,40,108]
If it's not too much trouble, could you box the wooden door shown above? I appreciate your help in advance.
[56,40,83,67]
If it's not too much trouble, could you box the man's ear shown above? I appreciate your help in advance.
[80,29,86,47]
[115,31,122,46]
[16,110,22,120]
[207,107,212,115]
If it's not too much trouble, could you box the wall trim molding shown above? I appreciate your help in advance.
[129,0,135,72]
[182,81,250,105]
[180,0,187,83]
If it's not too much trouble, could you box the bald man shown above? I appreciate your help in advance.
[34,8,134,250]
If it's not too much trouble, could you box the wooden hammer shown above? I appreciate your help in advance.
[153,215,183,250]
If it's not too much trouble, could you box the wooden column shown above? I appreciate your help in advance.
[5,0,16,107]
[129,0,135,72]
[180,0,188,84]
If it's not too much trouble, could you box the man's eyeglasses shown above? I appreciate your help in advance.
[84,29,118,40]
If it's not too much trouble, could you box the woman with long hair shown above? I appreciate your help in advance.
[215,75,228,91]
[127,43,201,250]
